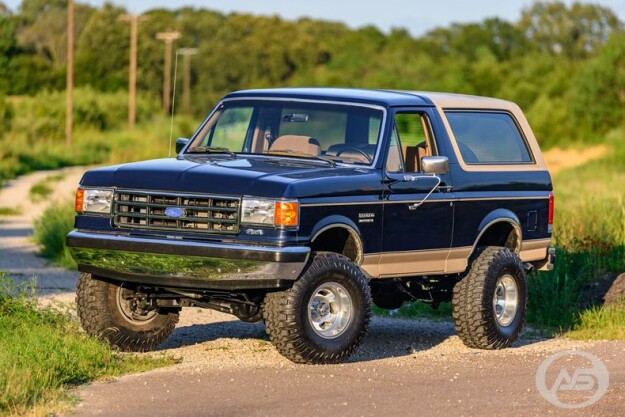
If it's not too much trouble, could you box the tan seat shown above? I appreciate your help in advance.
[269,135,321,156]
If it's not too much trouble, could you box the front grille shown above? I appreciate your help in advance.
[114,190,240,234]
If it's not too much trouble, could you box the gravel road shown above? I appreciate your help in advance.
[0,167,85,294]
[1,167,623,417]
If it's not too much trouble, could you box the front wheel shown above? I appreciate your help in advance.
[452,247,527,349]
[263,252,371,364]
[76,273,180,352]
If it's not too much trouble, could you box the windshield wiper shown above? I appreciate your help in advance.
[264,150,337,167]
[187,146,236,157]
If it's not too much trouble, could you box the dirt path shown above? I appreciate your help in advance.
[543,144,608,174]
[0,166,86,294]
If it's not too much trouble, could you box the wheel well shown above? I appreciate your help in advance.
[310,226,363,264]
[474,221,520,253]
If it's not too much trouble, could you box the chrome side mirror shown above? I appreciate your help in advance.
[421,156,449,175]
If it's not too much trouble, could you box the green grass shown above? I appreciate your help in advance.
[29,173,67,201]
[566,305,625,340]
[29,183,53,201]
[0,273,175,416]
[0,207,21,216]
[33,203,77,269]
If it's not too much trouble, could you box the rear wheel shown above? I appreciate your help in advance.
[76,273,179,352]
[452,247,527,349]
[263,252,371,364]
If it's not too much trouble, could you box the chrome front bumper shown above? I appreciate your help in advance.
[67,231,311,289]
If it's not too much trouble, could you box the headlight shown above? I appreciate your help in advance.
[75,188,114,214]
[241,199,299,227]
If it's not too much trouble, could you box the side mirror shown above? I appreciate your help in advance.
[421,156,449,175]
[176,138,190,154]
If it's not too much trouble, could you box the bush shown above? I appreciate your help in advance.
[9,88,160,141]
[33,202,77,269]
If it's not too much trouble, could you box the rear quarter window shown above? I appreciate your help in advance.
[445,111,533,164]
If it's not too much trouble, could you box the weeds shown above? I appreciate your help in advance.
[0,207,21,216]
[33,202,77,269]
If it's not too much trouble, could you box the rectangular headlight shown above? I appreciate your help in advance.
[75,188,114,214]
[241,198,299,227]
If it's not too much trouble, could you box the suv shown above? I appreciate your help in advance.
[68,88,555,364]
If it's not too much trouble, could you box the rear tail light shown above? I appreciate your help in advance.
[547,191,554,233]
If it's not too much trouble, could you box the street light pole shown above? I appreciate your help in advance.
[66,0,74,145]
[156,31,181,113]
[120,14,148,128]
[178,48,198,114]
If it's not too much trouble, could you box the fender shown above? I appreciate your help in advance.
[471,209,522,255]
[308,215,364,264]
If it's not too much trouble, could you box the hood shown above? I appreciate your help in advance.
[80,155,382,198]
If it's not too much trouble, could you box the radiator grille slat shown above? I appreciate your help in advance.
[113,190,240,234]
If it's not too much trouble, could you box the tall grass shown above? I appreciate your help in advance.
[33,203,77,269]
[0,273,173,416]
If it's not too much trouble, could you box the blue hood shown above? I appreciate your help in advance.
[80,156,382,199]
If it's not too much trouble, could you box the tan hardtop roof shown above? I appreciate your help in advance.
[395,91,519,111]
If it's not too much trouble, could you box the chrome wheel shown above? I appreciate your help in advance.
[307,281,353,339]
[116,285,158,324]
[493,274,519,327]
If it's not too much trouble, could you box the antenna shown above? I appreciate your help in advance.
[168,50,180,158]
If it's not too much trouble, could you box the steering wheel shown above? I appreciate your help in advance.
[336,147,373,164]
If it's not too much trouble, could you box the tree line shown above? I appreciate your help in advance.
[0,0,624,146]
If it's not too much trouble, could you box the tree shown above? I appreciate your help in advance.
[573,31,625,132]
[75,4,128,91]
[519,1,622,59]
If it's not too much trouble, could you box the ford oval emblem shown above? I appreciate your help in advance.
[164,207,186,218]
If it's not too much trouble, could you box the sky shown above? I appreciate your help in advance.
[3,0,625,36]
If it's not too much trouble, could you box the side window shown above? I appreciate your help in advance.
[445,111,533,164]
[386,112,435,173]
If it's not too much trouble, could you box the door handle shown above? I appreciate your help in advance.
[437,185,452,192]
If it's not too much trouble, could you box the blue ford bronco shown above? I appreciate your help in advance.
[68,88,555,364]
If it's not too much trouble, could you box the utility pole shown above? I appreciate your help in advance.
[178,48,198,114]
[120,14,148,128]
[156,31,181,113]
[65,0,74,145]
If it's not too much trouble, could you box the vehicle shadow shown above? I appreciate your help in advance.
[157,313,548,362]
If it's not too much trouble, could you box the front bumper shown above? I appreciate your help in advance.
[67,231,310,290]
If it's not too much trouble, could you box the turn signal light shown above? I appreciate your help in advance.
[75,188,85,212]
[274,201,299,227]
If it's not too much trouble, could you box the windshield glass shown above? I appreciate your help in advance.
[187,100,384,165]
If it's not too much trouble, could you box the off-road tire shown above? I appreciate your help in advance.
[452,246,527,349]
[263,252,371,364]
[76,273,179,352]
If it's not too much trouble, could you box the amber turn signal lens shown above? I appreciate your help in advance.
[274,201,299,227]
[75,188,85,212]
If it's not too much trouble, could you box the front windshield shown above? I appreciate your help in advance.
[187,100,384,166]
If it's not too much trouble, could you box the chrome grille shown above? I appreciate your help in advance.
[114,190,240,234]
